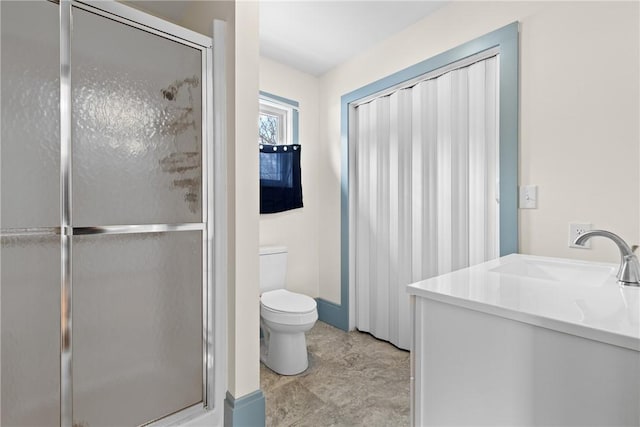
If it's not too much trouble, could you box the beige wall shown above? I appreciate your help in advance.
[230,0,260,399]
[318,1,640,304]
[259,57,321,298]
[182,0,261,399]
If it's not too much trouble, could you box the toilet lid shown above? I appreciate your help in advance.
[261,289,316,314]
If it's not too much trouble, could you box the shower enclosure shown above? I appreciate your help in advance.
[1,1,217,426]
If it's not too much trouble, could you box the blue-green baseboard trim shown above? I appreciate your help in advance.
[224,390,265,427]
[317,298,348,331]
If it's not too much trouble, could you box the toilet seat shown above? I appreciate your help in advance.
[261,289,317,326]
[261,289,316,313]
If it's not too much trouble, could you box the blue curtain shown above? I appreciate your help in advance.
[260,144,303,213]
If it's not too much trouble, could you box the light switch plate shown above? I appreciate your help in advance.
[519,185,537,209]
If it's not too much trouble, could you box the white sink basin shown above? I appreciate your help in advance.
[407,254,639,351]
[489,257,615,287]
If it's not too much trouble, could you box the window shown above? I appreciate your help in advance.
[258,92,303,213]
[259,101,290,145]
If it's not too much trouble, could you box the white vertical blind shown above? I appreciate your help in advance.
[353,56,499,350]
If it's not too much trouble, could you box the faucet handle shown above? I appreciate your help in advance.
[620,253,640,286]
[632,245,639,254]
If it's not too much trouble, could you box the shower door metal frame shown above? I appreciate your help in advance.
[58,1,217,426]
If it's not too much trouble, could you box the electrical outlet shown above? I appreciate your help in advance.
[569,223,592,248]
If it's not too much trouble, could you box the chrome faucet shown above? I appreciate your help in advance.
[573,230,640,287]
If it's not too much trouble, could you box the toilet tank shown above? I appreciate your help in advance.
[259,246,287,293]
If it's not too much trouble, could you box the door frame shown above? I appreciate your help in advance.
[315,22,519,332]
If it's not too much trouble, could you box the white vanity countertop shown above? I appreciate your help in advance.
[407,254,640,351]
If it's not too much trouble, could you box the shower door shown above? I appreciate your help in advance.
[1,1,215,426]
[1,3,62,424]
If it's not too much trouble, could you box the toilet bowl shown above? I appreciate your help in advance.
[259,246,318,375]
[261,289,317,375]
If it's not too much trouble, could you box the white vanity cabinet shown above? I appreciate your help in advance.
[407,254,640,426]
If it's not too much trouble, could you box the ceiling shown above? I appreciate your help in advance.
[260,1,445,76]
[126,1,446,76]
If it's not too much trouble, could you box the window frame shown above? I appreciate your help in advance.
[259,100,290,146]
[258,91,299,145]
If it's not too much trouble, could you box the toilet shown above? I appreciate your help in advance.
[260,246,318,375]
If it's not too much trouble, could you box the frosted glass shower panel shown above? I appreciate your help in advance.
[72,231,203,427]
[0,1,60,229]
[71,7,203,226]
[1,236,60,426]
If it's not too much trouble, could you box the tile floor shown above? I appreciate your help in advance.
[260,321,410,427]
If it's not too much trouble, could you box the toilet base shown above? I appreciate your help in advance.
[261,319,315,376]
